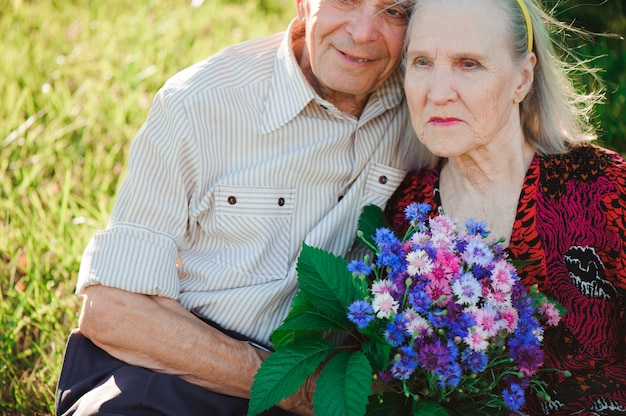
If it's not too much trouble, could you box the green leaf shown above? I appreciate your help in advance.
[356,204,389,249]
[278,309,349,332]
[313,351,373,416]
[285,289,315,317]
[296,244,358,321]
[412,401,453,416]
[270,309,347,350]
[270,291,326,348]
[362,339,392,372]
[249,338,334,415]
[270,328,324,349]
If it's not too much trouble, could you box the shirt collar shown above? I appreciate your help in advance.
[260,19,405,134]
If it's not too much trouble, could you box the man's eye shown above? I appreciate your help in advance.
[381,4,409,22]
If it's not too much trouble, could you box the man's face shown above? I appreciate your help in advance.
[296,0,410,113]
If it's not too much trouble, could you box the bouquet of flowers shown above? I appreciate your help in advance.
[249,204,565,416]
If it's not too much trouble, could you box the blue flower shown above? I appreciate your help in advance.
[502,383,526,411]
[391,345,419,380]
[461,349,488,373]
[347,260,372,276]
[465,218,490,237]
[384,318,407,347]
[347,300,374,328]
[374,228,401,248]
[408,285,431,313]
[436,360,462,387]
[462,239,494,267]
[404,202,432,224]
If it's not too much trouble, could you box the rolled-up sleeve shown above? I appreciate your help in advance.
[76,225,180,298]
[76,85,196,299]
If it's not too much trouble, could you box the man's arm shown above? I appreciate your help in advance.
[78,285,314,415]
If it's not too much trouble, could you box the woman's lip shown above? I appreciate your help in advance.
[428,117,461,125]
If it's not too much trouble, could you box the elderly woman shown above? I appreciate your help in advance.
[385,0,626,414]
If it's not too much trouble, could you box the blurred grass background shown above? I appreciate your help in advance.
[0,0,623,414]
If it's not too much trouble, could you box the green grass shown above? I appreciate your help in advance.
[1,0,292,414]
[1,0,624,415]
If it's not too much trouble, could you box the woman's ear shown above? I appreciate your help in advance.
[514,52,537,103]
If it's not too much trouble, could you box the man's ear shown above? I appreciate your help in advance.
[514,52,536,103]
[296,0,305,22]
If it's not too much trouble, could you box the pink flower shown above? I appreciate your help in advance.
[485,289,512,309]
[471,306,502,338]
[540,302,561,326]
[490,260,516,293]
[425,279,452,303]
[499,306,519,332]
[429,215,457,238]
[435,249,461,276]
[464,328,489,351]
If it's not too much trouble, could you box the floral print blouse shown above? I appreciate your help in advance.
[385,144,626,415]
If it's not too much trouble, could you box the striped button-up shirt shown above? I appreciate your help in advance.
[76,19,424,345]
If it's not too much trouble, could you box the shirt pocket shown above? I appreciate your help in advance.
[210,184,295,284]
[362,163,407,207]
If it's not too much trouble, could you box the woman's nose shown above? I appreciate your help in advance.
[427,68,458,104]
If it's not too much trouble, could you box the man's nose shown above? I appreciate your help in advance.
[345,5,381,43]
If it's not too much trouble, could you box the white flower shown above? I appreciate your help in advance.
[405,249,433,276]
[372,292,399,319]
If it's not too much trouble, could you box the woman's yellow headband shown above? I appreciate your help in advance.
[515,0,534,53]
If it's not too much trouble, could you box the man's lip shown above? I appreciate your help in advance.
[336,47,373,63]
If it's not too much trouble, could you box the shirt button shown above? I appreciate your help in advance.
[378,175,388,184]
[227,196,237,205]
[278,197,285,206]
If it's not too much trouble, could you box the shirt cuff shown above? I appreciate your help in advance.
[76,225,180,299]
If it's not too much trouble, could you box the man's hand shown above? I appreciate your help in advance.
[278,370,318,416]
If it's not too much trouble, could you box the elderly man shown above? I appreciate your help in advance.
[56,0,421,415]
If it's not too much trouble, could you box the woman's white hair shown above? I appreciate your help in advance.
[405,0,604,157]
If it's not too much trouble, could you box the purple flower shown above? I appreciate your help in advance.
[502,383,526,411]
[347,260,372,276]
[510,342,544,376]
[418,342,449,371]
[347,300,374,328]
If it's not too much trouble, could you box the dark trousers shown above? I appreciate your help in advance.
[55,325,294,416]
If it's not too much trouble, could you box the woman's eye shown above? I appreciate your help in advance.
[460,60,479,69]
[414,58,430,67]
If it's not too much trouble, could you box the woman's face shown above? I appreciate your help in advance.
[404,0,534,159]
